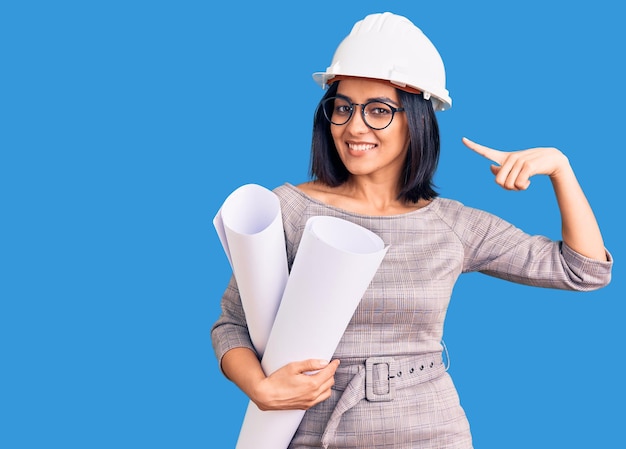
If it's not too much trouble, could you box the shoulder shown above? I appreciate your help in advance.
[429,197,467,220]
[430,197,511,232]
[292,180,338,204]
[272,182,315,221]
[277,181,347,208]
[273,182,312,203]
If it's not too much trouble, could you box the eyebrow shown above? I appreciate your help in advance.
[336,93,401,107]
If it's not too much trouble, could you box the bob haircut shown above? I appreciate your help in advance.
[309,81,441,203]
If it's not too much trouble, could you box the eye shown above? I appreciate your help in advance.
[366,102,393,116]
[334,103,352,116]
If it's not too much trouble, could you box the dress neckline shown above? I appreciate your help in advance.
[283,182,438,219]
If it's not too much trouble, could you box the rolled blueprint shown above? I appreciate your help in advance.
[213,183,288,358]
[234,215,389,449]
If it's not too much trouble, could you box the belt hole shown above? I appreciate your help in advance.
[397,371,402,377]
[420,365,424,370]
[409,368,414,374]
[430,362,434,368]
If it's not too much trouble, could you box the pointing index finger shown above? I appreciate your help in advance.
[462,137,505,165]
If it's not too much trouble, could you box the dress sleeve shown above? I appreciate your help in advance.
[211,275,256,373]
[456,205,612,291]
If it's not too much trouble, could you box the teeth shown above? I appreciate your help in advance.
[349,143,376,151]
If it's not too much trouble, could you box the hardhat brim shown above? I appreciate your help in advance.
[311,71,452,111]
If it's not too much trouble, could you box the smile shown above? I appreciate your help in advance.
[348,143,377,152]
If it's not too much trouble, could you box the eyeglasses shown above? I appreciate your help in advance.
[320,96,405,130]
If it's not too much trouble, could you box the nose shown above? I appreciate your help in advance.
[345,105,370,133]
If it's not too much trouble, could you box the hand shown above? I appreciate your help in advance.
[251,359,340,411]
[462,137,571,191]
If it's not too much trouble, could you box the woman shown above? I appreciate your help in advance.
[211,12,612,448]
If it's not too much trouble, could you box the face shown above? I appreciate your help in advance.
[330,78,410,182]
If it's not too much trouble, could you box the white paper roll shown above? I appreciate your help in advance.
[213,184,289,358]
[234,215,389,449]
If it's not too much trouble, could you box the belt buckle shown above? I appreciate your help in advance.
[365,356,396,402]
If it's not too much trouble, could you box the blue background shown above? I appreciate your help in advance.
[2,1,624,448]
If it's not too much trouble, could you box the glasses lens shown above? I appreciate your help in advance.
[363,101,394,130]
[322,97,352,125]
[321,97,398,129]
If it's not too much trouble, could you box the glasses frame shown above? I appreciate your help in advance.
[321,96,406,130]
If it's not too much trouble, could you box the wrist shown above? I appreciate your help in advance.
[549,151,573,182]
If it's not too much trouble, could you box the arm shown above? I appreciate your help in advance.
[212,278,340,411]
[462,137,607,261]
[550,164,606,260]
[221,348,340,411]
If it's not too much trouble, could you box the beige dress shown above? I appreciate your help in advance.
[212,183,612,449]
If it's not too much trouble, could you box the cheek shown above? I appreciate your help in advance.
[330,126,343,146]
[395,125,410,151]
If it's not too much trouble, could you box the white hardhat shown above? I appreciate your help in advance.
[312,12,452,111]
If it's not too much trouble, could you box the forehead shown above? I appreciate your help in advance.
[335,77,400,101]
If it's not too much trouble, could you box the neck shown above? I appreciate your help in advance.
[338,176,417,215]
